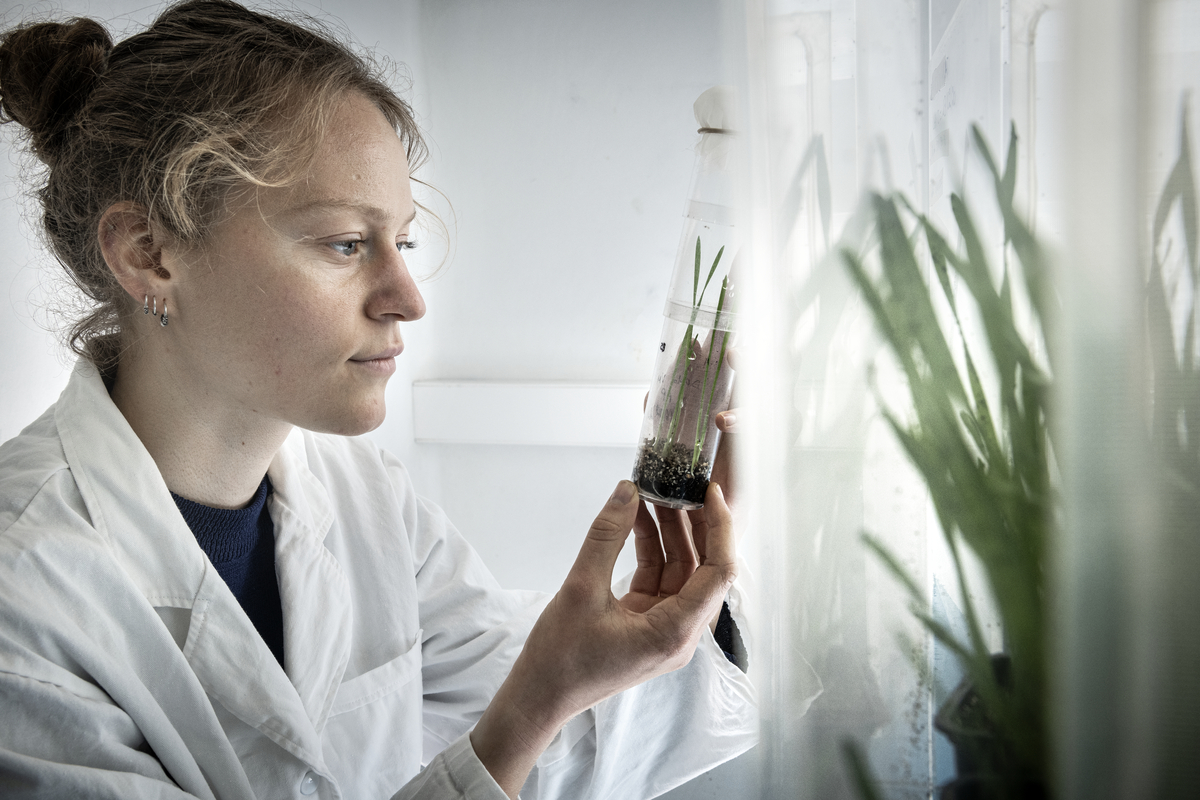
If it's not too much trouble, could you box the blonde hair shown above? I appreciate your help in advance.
[0,0,427,370]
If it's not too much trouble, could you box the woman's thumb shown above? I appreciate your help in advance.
[566,481,639,590]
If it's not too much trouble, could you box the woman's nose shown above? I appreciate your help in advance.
[368,247,426,322]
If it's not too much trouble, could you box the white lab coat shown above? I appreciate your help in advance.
[0,361,756,800]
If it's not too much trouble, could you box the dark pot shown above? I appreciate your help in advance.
[934,655,1046,800]
[938,777,1047,800]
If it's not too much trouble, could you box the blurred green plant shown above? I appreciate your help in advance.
[1147,108,1199,493]
[839,125,1053,798]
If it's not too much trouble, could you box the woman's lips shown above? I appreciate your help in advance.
[351,345,403,375]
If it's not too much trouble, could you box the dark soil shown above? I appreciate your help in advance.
[632,438,711,507]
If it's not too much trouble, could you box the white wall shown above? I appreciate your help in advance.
[0,121,68,444]
[402,0,726,592]
[0,0,754,795]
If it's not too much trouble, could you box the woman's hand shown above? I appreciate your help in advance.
[710,406,741,523]
[470,480,737,797]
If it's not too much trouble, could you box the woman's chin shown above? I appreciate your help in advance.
[304,396,388,437]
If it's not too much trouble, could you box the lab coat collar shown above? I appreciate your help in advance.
[54,361,350,763]
[269,431,353,733]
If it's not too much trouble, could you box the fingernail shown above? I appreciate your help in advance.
[721,411,737,428]
[611,480,636,505]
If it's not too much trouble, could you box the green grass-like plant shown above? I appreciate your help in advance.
[657,236,730,471]
[839,125,1053,796]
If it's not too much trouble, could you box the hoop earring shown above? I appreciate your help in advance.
[160,298,169,327]
[152,296,157,316]
[143,295,149,315]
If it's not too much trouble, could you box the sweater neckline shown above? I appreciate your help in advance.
[171,476,272,565]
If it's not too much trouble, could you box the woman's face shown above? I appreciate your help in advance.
[163,92,425,437]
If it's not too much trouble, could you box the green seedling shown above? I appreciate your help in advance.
[634,236,734,507]
[658,237,729,469]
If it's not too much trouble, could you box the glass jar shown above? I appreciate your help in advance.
[632,87,737,509]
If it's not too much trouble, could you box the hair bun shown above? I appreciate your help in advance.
[0,18,112,162]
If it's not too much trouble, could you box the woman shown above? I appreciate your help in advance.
[0,2,755,798]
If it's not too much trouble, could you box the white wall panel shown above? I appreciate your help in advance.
[413,381,647,447]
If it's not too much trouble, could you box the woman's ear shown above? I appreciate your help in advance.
[98,202,172,301]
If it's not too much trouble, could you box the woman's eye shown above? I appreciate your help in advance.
[398,240,418,252]
[329,240,362,256]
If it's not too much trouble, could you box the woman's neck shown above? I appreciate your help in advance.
[109,346,292,509]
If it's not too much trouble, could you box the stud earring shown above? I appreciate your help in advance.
[160,298,169,327]
[143,295,149,315]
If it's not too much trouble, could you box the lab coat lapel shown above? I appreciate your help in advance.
[269,430,353,734]
[183,564,329,768]
[55,361,207,604]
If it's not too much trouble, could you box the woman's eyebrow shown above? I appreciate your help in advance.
[283,199,417,226]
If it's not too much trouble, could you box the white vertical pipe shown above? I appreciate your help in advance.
[1055,0,1150,797]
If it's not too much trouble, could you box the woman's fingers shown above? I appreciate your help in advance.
[629,500,699,599]
[629,499,665,596]
[709,409,740,515]
[686,505,708,563]
[698,482,736,566]
[654,482,737,625]
[503,479,738,747]
[654,503,697,596]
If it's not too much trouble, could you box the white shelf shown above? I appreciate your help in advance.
[412,381,648,447]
